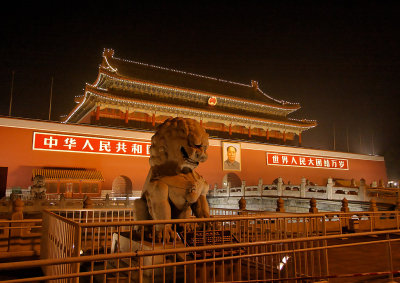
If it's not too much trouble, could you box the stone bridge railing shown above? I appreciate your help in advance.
[208,177,399,203]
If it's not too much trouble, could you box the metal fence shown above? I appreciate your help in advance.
[39,209,400,282]
[1,208,400,282]
[1,229,400,282]
[0,218,42,259]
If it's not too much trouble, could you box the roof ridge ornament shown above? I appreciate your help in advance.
[103,48,114,58]
[112,52,250,88]
[102,48,118,73]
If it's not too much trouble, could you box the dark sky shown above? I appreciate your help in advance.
[1,2,399,179]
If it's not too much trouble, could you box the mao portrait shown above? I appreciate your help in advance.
[222,142,241,171]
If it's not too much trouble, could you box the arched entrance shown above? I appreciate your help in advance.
[222,173,242,188]
[112,175,133,196]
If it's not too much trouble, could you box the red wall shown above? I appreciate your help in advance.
[197,147,387,187]
[0,118,387,191]
[0,126,150,191]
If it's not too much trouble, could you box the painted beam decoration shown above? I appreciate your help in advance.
[267,152,349,170]
[33,132,150,157]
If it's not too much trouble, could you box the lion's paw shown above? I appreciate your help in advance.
[155,225,175,243]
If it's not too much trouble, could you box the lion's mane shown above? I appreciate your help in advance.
[148,117,209,178]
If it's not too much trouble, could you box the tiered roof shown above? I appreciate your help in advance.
[33,169,104,181]
[103,53,297,108]
[64,49,316,137]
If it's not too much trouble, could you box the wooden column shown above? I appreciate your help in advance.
[248,126,251,138]
[200,119,203,127]
[229,124,232,136]
[124,110,129,124]
[266,129,270,140]
[283,131,286,142]
[152,113,155,127]
[95,106,100,121]
[298,133,302,145]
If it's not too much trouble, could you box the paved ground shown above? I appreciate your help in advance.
[0,256,44,282]
[1,234,400,282]
[327,233,400,282]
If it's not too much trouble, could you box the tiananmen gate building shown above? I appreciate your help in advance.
[0,49,387,198]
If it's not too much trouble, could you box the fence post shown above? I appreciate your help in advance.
[258,178,263,195]
[359,178,368,202]
[309,198,318,213]
[104,193,110,208]
[139,256,144,283]
[9,197,24,251]
[386,234,395,283]
[340,198,349,231]
[73,224,82,283]
[239,196,246,213]
[341,198,349,213]
[326,177,333,200]
[276,197,285,212]
[59,193,65,208]
[241,180,246,196]
[300,177,306,198]
[83,195,93,208]
[395,196,400,211]
[369,198,378,231]
[369,198,378,212]
[40,211,50,274]
[277,177,283,197]
[125,194,130,207]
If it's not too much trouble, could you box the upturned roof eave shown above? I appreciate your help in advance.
[83,86,316,130]
[63,92,96,124]
[93,68,301,119]
[98,58,301,112]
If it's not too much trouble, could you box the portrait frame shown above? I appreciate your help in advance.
[222,142,241,171]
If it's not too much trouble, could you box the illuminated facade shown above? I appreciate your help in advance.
[0,117,387,198]
[64,49,316,145]
[0,50,388,198]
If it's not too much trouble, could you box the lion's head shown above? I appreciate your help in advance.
[32,175,45,188]
[149,117,209,177]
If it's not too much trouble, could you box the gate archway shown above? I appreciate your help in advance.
[112,175,133,196]
[222,173,242,188]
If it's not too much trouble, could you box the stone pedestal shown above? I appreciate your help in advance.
[9,198,24,251]
[189,259,240,282]
[276,197,285,212]
[110,231,241,282]
[111,232,186,283]
[309,198,318,213]
[277,177,283,196]
[326,177,333,200]
[300,177,306,198]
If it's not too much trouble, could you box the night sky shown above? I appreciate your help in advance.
[1,2,399,179]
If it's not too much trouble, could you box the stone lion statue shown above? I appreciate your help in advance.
[134,117,210,241]
[31,175,46,199]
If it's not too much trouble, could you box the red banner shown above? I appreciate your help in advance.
[267,152,349,170]
[33,132,150,157]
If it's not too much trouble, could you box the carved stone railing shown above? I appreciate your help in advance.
[209,177,396,203]
[0,193,140,214]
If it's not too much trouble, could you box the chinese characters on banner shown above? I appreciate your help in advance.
[266,152,349,170]
[33,132,150,157]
